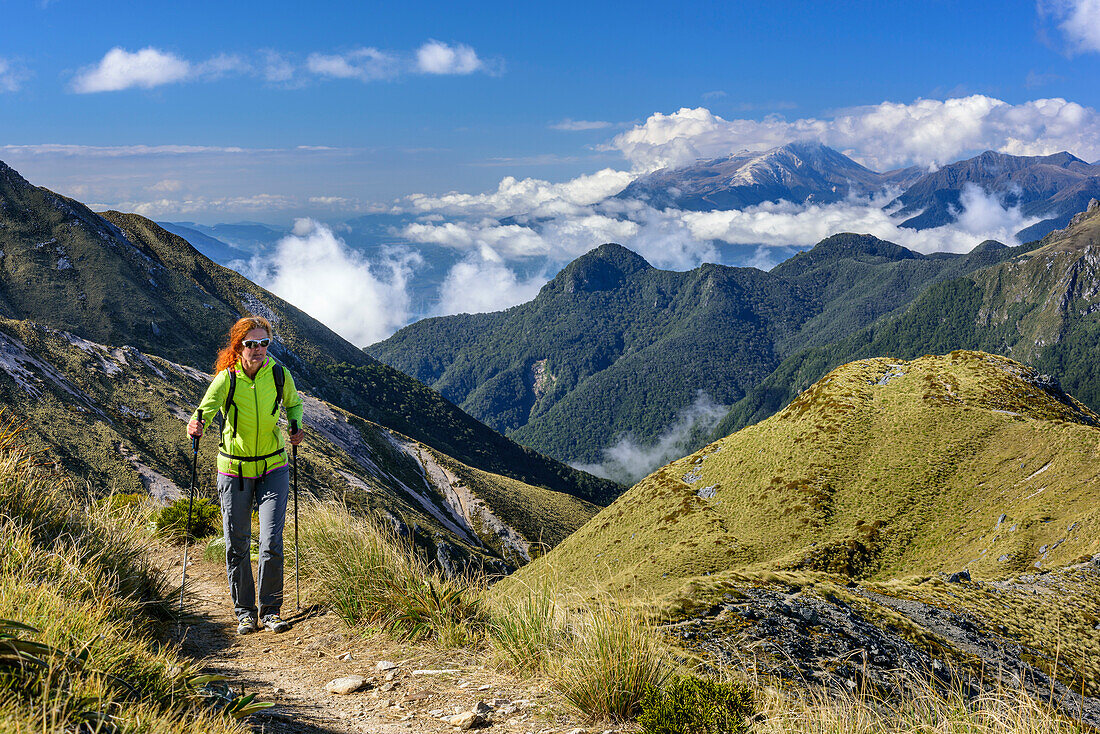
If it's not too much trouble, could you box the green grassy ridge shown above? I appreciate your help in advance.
[0,316,600,569]
[506,351,1100,602]
[369,236,1030,465]
[713,204,1100,439]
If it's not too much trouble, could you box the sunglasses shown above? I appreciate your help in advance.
[241,338,271,348]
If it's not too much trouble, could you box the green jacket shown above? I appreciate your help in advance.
[192,357,304,478]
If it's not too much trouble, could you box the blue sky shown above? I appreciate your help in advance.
[4,0,1100,344]
[3,0,1099,214]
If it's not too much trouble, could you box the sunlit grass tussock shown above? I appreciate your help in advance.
[0,411,245,733]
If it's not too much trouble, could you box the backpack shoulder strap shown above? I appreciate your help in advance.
[217,368,238,445]
[224,369,237,413]
[270,362,285,416]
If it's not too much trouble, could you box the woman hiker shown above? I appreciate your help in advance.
[187,315,304,635]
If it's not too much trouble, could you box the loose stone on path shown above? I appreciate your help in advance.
[325,675,368,695]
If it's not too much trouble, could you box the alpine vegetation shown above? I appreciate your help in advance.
[504,351,1100,725]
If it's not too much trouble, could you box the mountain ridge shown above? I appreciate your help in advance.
[616,141,919,211]
[0,158,619,571]
[714,200,1100,437]
[369,231,1034,470]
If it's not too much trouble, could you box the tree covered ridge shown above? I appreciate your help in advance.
[368,234,1035,465]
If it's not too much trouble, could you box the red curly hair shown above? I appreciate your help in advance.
[214,316,272,374]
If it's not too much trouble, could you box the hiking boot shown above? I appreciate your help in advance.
[237,615,259,635]
[262,614,290,633]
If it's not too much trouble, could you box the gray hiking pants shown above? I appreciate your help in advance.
[217,464,289,620]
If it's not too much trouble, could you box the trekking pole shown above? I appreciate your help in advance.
[180,410,202,615]
[290,419,300,611]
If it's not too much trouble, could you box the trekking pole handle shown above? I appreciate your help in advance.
[290,419,298,435]
[192,410,202,453]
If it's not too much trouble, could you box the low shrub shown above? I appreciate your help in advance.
[155,497,220,542]
[638,675,754,734]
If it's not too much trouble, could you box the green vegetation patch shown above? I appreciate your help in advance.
[505,352,1100,605]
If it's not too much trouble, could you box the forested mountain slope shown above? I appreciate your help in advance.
[716,199,1100,436]
[369,233,1032,466]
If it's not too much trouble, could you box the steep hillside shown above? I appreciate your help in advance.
[0,317,595,569]
[0,158,617,568]
[517,351,1100,595]
[716,198,1100,436]
[500,352,1100,719]
[369,235,1029,468]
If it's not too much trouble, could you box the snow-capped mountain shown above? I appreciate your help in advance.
[616,141,922,210]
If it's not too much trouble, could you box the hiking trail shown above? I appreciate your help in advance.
[154,546,610,734]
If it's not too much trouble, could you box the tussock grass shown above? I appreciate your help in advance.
[291,490,1092,730]
[296,502,483,644]
[753,675,1090,733]
[0,411,246,733]
[296,501,677,721]
[551,601,674,721]
[486,580,568,676]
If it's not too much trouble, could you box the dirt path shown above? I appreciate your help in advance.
[155,546,609,734]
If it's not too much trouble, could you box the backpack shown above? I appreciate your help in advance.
[218,362,285,445]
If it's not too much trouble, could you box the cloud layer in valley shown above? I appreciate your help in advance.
[572,392,730,485]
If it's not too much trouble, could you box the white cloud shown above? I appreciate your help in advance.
[72,47,194,92]
[403,220,550,258]
[309,196,354,206]
[550,119,615,131]
[610,97,1100,171]
[69,42,494,93]
[261,50,296,83]
[405,168,635,219]
[436,249,548,315]
[416,41,483,74]
[307,47,397,81]
[1040,0,1100,54]
[118,194,296,218]
[573,392,729,484]
[150,179,182,192]
[0,59,27,92]
[1,143,251,157]
[241,220,419,346]
[678,186,1039,254]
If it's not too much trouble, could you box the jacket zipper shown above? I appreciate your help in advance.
[252,368,260,472]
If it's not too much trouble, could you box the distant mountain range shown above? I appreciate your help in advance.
[617,141,923,210]
[0,158,619,571]
[367,231,1033,473]
[888,150,1100,240]
[618,142,1100,240]
[716,198,1100,437]
[160,220,286,253]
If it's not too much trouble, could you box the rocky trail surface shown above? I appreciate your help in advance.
[154,547,613,734]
